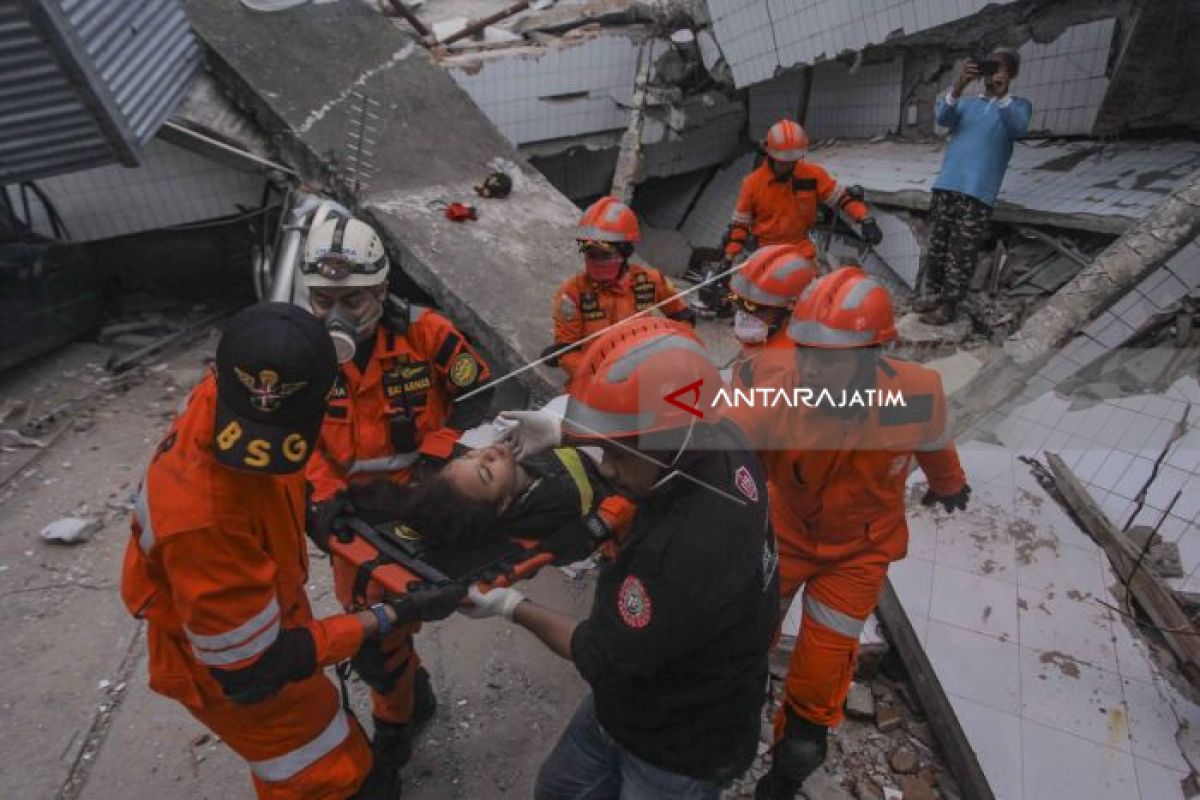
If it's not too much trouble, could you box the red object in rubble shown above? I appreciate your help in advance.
[446,202,477,222]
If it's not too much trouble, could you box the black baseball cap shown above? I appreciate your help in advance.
[213,302,337,474]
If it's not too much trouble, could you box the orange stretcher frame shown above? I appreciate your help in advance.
[327,516,557,597]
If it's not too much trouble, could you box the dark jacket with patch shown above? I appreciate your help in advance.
[570,421,779,783]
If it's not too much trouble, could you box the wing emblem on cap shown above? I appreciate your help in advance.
[235,367,307,413]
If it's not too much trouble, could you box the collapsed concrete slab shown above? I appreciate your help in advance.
[809,139,1200,236]
[184,0,588,397]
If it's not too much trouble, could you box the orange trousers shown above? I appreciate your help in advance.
[775,529,903,732]
[332,556,423,725]
[189,672,372,799]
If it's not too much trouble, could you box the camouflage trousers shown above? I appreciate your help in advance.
[923,189,993,303]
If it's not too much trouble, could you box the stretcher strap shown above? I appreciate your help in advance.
[352,556,384,608]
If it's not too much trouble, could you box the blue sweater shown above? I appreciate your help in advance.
[932,90,1032,207]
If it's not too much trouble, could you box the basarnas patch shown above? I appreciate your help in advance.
[617,575,652,629]
[449,352,479,387]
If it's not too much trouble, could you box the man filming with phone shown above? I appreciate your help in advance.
[917,47,1031,325]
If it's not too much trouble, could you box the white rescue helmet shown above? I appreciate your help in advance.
[301,216,390,288]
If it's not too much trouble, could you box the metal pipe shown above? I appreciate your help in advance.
[384,0,431,37]
[438,1,529,47]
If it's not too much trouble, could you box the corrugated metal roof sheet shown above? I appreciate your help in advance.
[0,0,199,184]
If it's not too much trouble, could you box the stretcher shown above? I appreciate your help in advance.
[328,515,559,599]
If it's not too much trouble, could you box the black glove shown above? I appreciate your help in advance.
[390,582,467,624]
[538,512,612,564]
[669,306,698,327]
[307,493,353,553]
[860,217,883,246]
[921,484,971,513]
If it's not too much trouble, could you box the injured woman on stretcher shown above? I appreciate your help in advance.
[339,439,635,582]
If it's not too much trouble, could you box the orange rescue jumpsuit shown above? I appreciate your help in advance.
[552,257,691,379]
[730,355,965,728]
[725,161,869,262]
[307,303,491,725]
[121,375,372,799]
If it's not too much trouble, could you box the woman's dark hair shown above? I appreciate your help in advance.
[347,476,499,548]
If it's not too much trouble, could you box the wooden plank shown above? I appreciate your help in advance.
[875,581,996,800]
[1046,452,1200,684]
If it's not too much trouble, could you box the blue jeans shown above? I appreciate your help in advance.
[535,695,722,800]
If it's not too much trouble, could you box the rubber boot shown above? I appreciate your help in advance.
[754,711,829,800]
[355,668,437,799]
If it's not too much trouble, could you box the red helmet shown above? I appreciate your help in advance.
[577,196,640,244]
[787,266,897,348]
[763,119,809,161]
[563,318,721,439]
[729,244,816,309]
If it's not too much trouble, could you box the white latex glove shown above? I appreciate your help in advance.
[496,409,562,460]
[459,585,527,621]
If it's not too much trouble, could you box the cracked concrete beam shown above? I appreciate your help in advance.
[184,0,583,399]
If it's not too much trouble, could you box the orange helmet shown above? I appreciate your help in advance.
[729,244,816,309]
[563,318,721,439]
[787,266,897,348]
[577,196,640,244]
[763,119,809,161]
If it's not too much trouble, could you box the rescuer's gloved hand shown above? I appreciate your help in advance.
[496,409,562,459]
[389,582,467,624]
[459,585,527,621]
[307,492,353,554]
[860,217,883,246]
[921,483,971,513]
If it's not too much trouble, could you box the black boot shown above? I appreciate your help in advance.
[754,711,829,800]
[355,668,437,799]
[412,666,436,725]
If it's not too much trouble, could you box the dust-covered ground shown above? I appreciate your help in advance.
[0,331,958,800]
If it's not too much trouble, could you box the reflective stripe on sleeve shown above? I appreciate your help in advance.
[346,452,420,475]
[134,480,155,554]
[186,596,281,666]
[249,710,351,783]
[803,594,865,639]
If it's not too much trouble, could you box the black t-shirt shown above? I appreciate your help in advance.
[569,421,780,783]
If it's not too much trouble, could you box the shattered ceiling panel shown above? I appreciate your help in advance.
[679,152,754,248]
[31,138,266,242]
[812,139,1200,233]
[806,57,903,140]
[1034,236,1200,392]
[867,208,923,287]
[633,169,712,230]
[747,69,806,140]
[707,0,1019,88]
[640,93,745,179]
[446,34,647,145]
[1018,18,1117,137]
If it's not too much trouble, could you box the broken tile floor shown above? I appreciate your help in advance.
[887,374,1200,800]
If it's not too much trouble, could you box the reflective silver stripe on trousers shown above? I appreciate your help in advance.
[249,710,351,783]
[731,210,753,224]
[803,595,865,639]
[135,480,155,554]
[346,452,420,475]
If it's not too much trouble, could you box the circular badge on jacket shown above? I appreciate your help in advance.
[450,352,479,387]
[617,575,653,629]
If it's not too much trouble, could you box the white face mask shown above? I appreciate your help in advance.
[734,310,770,344]
[325,298,383,363]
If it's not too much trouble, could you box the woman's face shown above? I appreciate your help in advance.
[440,444,522,506]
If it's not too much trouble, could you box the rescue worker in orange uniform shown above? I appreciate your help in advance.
[726,120,882,265]
[727,244,817,391]
[299,216,493,794]
[120,303,466,800]
[550,196,695,380]
[725,268,970,799]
